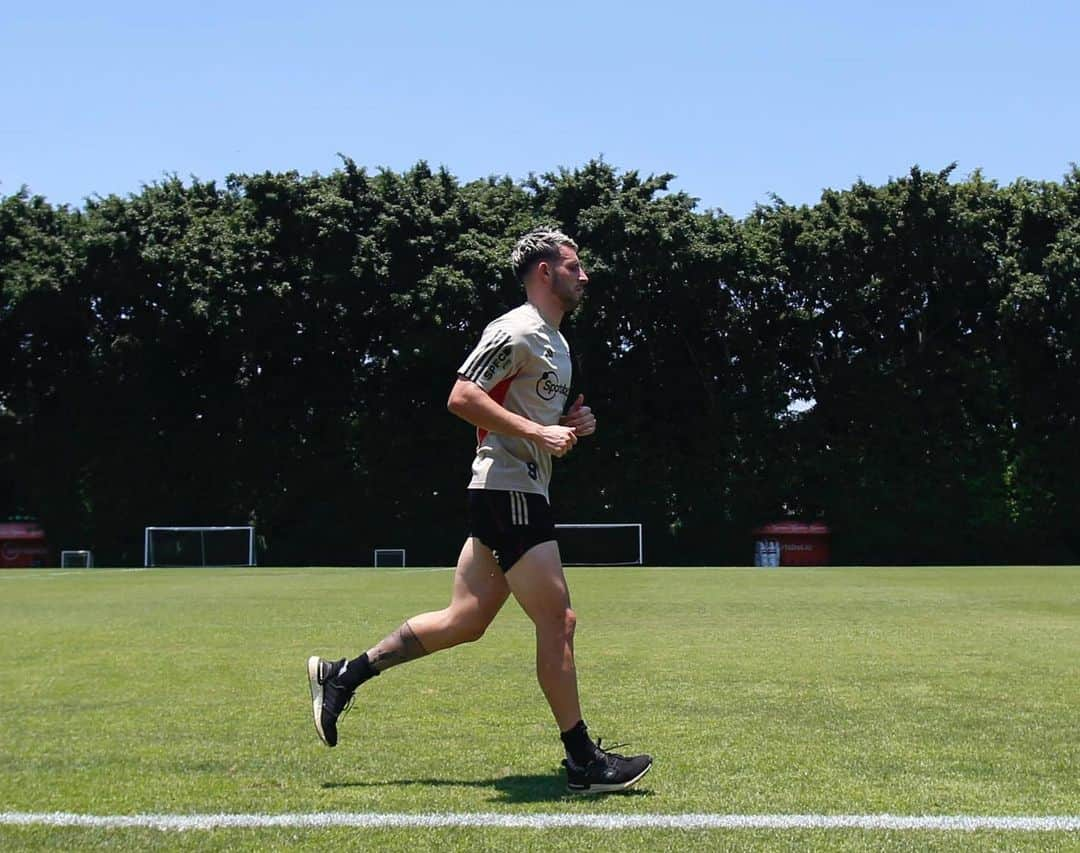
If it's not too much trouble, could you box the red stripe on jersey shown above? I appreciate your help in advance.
[477,370,520,445]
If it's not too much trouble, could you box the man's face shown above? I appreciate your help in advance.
[546,246,589,312]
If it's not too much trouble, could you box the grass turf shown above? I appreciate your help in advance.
[0,565,1077,851]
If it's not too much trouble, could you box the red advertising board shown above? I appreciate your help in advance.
[752,522,830,566]
[0,521,50,568]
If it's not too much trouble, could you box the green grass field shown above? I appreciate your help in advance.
[1,565,1078,851]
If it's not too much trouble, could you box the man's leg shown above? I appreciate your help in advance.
[506,540,653,793]
[503,540,581,731]
[381,537,511,657]
[308,538,509,746]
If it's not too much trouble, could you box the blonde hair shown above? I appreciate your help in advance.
[511,228,578,284]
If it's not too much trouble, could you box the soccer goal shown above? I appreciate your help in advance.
[144,526,255,567]
[555,523,643,566]
[60,550,93,568]
[374,548,406,567]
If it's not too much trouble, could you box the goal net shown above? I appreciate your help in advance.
[60,550,93,568]
[555,523,643,566]
[144,526,255,567]
[374,548,406,567]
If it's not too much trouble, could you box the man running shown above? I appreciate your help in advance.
[307,228,652,794]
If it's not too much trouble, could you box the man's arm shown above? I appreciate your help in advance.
[447,377,577,457]
[559,394,596,437]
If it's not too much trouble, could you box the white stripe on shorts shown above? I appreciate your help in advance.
[511,492,529,527]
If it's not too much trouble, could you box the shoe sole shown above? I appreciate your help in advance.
[567,760,652,795]
[306,655,332,747]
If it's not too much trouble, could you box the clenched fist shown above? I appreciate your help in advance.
[534,424,578,458]
[560,394,597,437]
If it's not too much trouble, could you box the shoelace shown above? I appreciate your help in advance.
[595,737,631,760]
[325,667,356,720]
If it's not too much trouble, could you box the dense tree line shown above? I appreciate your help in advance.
[2,160,1077,565]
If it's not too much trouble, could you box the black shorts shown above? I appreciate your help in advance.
[467,489,556,573]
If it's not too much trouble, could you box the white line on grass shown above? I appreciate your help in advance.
[2,813,1079,832]
[0,568,149,579]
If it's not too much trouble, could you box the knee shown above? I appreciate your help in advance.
[452,610,490,644]
[559,607,577,640]
[536,607,576,645]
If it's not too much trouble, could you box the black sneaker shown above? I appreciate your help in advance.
[563,739,653,794]
[306,656,355,747]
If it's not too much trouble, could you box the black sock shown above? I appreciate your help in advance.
[560,719,598,766]
[335,653,379,691]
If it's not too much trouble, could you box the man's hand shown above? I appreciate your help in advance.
[533,424,578,458]
[560,394,597,437]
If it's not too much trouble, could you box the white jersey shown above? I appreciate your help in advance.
[457,302,572,499]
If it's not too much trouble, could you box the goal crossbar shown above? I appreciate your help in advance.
[374,548,406,567]
[555,523,643,566]
[144,526,255,567]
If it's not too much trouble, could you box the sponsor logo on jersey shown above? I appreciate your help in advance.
[536,370,570,401]
[482,347,511,381]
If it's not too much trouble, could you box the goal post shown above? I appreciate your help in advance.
[60,550,93,568]
[144,526,255,567]
[555,523,643,566]
[374,548,406,567]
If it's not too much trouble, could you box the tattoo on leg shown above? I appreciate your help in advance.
[366,621,429,672]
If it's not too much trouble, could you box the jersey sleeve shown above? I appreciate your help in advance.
[457,322,528,392]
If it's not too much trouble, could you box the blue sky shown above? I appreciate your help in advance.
[3,1,1077,217]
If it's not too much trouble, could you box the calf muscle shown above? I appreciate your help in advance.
[367,621,429,672]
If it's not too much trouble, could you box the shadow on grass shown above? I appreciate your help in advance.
[321,772,653,803]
